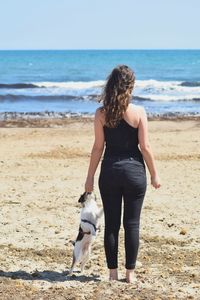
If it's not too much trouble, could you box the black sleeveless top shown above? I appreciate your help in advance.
[103,119,144,163]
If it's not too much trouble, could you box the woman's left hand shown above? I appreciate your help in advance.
[85,176,94,192]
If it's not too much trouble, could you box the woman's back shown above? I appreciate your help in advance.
[102,104,143,161]
[104,119,142,158]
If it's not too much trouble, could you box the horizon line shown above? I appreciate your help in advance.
[0,48,200,51]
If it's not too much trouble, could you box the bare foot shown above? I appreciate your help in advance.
[109,268,118,281]
[126,269,137,283]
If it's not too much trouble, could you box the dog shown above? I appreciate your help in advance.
[68,192,103,275]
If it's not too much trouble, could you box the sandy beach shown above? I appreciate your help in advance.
[0,117,200,299]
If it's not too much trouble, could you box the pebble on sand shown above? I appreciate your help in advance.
[179,228,187,235]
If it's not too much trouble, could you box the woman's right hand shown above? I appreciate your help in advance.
[151,175,161,189]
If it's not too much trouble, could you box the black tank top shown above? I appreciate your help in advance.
[103,119,144,163]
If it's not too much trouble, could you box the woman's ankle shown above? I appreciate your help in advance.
[126,269,137,283]
[109,268,118,280]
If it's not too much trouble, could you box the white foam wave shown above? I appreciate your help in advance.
[34,79,200,94]
[134,79,200,101]
[135,79,200,92]
[34,80,105,89]
[137,94,200,101]
[0,79,200,102]
[135,79,180,89]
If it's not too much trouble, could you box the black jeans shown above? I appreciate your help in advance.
[99,157,147,269]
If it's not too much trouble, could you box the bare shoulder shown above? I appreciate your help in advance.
[132,104,146,114]
[132,104,147,120]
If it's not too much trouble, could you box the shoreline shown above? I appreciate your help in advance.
[0,113,200,127]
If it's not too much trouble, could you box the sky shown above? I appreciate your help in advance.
[0,0,200,50]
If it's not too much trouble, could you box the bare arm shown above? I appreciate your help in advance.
[85,109,105,192]
[138,108,161,189]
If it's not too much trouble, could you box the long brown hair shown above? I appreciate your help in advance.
[100,65,135,128]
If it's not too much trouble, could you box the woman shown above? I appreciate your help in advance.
[85,65,161,283]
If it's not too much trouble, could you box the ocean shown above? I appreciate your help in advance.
[0,50,200,118]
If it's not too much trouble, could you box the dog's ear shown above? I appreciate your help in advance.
[78,192,86,203]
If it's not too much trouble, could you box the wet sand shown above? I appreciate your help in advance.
[0,118,200,299]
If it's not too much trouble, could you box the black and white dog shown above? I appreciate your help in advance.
[68,192,103,275]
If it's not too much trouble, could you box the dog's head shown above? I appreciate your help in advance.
[78,192,96,206]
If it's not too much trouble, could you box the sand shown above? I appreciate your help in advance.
[0,118,200,299]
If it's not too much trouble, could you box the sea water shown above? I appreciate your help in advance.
[0,50,199,117]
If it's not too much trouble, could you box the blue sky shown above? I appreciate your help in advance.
[0,0,200,49]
